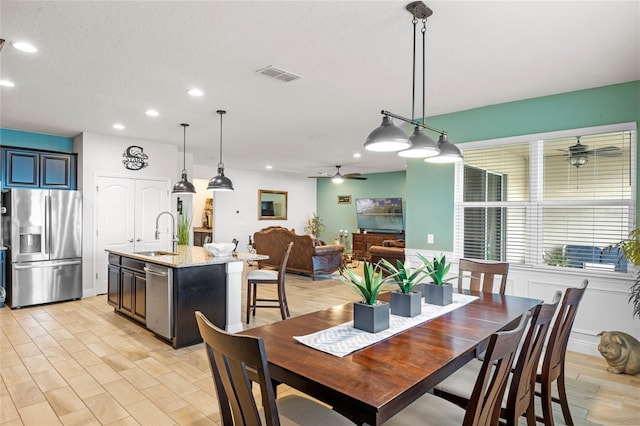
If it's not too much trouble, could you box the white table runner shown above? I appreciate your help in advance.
[293,293,478,357]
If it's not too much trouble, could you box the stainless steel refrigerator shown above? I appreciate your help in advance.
[1,189,82,308]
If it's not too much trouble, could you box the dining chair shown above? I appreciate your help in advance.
[384,311,531,426]
[246,241,294,323]
[434,291,562,426]
[194,311,354,426]
[535,279,588,426]
[457,258,509,294]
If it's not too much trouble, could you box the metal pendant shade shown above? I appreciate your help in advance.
[207,110,234,191]
[364,116,411,152]
[424,134,463,163]
[365,2,462,163]
[398,126,439,158]
[172,123,197,194]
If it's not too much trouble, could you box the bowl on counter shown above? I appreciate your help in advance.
[204,242,236,256]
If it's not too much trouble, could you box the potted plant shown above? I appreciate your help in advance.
[304,212,326,239]
[380,259,425,317]
[340,260,390,332]
[612,229,640,318]
[177,213,192,246]
[417,253,454,306]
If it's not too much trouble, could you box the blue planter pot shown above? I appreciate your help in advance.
[390,291,422,317]
[424,282,453,306]
[353,301,390,333]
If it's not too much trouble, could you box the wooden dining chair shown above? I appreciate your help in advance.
[194,311,353,425]
[384,311,530,426]
[433,291,562,426]
[457,258,509,294]
[535,279,588,426]
[246,241,294,323]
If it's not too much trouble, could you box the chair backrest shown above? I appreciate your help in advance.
[458,259,509,295]
[463,311,530,426]
[542,280,588,382]
[195,310,280,425]
[277,242,294,286]
[505,291,562,419]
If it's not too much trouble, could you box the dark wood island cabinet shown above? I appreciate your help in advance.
[107,246,267,349]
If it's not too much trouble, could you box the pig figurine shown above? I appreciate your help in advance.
[597,331,640,376]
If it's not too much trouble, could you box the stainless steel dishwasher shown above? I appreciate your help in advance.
[145,263,173,340]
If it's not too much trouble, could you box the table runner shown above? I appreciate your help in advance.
[293,293,478,357]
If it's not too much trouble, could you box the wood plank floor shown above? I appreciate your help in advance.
[1,265,639,425]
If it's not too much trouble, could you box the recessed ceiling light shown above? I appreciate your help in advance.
[0,80,15,87]
[145,109,159,117]
[12,42,37,53]
[266,165,273,170]
[187,88,204,97]
[113,123,125,130]
[353,153,361,158]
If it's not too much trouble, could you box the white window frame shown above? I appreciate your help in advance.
[454,122,637,272]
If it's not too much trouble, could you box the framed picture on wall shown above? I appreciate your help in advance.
[337,195,352,204]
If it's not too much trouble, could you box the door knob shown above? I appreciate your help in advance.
[136,238,142,242]
[128,239,134,243]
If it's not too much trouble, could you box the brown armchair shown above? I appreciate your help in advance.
[369,239,406,266]
[253,226,343,280]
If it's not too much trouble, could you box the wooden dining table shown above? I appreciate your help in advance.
[241,291,541,425]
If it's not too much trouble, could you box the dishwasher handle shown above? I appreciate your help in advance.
[144,266,169,277]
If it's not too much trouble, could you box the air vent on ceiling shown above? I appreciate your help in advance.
[256,65,301,82]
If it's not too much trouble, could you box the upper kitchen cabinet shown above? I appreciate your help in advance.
[1,148,77,190]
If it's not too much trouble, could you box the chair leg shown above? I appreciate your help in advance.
[540,379,555,426]
[556,371,574,426]
[252,283,258,317]
[525,396,537,426]
[246,280,253,324]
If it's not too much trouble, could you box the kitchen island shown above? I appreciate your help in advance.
[106,246,267,348]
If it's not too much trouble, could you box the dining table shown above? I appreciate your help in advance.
[241,290,541,425]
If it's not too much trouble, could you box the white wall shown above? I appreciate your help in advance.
[74,132,180,297]
[193,165,317,250]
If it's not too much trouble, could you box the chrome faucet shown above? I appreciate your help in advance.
[155,211,178,252]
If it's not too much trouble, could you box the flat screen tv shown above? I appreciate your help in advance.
[355,197,404,233]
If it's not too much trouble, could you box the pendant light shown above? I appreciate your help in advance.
[424,133,463,163]
[172,123,197,194]
[207,110,234,191]
[365,2,462,163]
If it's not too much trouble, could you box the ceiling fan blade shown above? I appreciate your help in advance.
[586,146,620,153]
[345,176,368,180]
[591,152,622,157]
[307,175,331,179]
[342,173,362,177]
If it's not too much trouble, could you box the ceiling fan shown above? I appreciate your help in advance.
[556,137,621,168]
[308,165,367,183]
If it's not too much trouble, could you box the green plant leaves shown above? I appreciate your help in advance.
[340,260,388,305]
[178,213,192,245]
[416,253,451,286]
[380,259,426,294]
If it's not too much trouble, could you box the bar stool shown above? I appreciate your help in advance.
[246,241,294,323]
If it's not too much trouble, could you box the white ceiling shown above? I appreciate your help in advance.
[1,1,638,178]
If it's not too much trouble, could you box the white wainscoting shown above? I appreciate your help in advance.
[405,249,639,357]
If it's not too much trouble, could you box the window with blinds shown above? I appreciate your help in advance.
[455,126,635,273]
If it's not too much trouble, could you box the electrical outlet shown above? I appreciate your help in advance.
[427,234,434,244]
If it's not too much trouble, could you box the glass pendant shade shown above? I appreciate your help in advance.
[398,126,440,158]
[172,123,196,194]
[207,167,234,191]
[570,154,588,168]
[424,134,463,163]
[364,116,411,152]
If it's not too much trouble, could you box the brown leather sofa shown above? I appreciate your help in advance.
[369,239,406,267]
[253,226,343,279]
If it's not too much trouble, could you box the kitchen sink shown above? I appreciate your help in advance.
[134,251,179,256]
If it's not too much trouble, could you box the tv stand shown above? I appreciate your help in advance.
[352,232,404,261]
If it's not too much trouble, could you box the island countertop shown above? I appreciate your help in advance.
[106,245,267,268]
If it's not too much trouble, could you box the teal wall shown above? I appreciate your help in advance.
[316,171,406,244]
[406,81,640,250]
[0,128,74,152]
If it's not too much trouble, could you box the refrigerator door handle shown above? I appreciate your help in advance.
[13,260,82,269]
[44,194,51,255]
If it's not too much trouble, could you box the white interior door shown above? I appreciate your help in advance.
[94,176,169,294]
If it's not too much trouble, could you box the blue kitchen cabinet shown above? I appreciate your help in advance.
[1,148,77,190]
